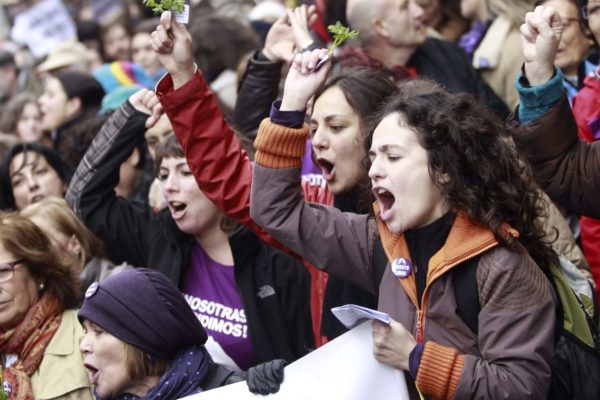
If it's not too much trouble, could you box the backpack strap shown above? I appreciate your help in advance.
[573,286,600,354]
[547,262,600,352]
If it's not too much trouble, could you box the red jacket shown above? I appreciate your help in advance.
[156,71,332,346]
[573,69,600,143]
[572,69,600,294]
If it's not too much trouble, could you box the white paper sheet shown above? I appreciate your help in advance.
[183,321,409,400]
[330,304,391,329]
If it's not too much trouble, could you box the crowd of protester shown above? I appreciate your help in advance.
[0,0,599,399]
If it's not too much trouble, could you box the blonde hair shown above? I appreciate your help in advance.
[20,197,106,268]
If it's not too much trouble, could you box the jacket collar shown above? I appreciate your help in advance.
[44,310,72,356]
[374,204,502,306]
[374,204,500,266]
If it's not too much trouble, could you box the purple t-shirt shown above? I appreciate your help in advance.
[182,244,256,370]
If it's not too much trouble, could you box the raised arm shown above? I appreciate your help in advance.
[234,5,320,139]
[66,89,161,267]
[515,6,600,218]
[151,12,331,253]
[151,12,283,246]
[250,50,376,291]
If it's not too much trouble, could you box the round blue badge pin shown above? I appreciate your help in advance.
[391,258,412,278]
[85,282,99,298]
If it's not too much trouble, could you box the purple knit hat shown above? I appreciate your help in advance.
[78,268,207,360]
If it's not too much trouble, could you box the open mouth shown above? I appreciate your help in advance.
[316,158,335,180]
[168,201,188,220]
[373,187,395,221]
[169,201,186,211]
[30,194,44,204]
[84,363,99,385]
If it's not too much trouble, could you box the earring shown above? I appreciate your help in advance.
[38,282,45,291]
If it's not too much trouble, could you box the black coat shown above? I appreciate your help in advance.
[232,51,282,140]
[410,38,510,119]
[66,102,314,365]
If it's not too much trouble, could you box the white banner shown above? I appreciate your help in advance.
[183,321,409,400]
[10,0,76,58]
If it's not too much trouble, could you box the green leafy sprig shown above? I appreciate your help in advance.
[327,22,359,52]
[142,0,186,14]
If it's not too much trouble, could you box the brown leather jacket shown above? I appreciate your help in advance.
[515,95,600,219]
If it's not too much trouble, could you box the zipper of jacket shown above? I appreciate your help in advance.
[414,241,500,343]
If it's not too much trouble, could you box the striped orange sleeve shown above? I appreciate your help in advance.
[415,341,465,400]
[254,118,310,169]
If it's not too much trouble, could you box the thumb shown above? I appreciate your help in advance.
[170,12,186,34]
[532,13,559,43]
[167,12,192,43]
[160,11,172,31]
[272,12,289,28]
[543,7,563,39]
[145,104,164,129]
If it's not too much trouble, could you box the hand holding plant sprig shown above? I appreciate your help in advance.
[150,11,194,89]
[281,22,359,110]
[315,22,359,69]
[143,0,186,14]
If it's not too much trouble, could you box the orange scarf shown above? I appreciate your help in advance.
[0,295,62,400]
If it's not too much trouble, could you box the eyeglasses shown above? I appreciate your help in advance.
[0,260,23,283]
[582,2,600,19]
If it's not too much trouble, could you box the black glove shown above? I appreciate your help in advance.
[246,359,287,395]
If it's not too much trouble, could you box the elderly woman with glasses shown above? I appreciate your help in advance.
[0,212,92,399]
[541,0,596,102]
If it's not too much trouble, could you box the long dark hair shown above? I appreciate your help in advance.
[314,68,399,213]
[367,79,557,269]
[0,143,72,210]
[314,68,399,137]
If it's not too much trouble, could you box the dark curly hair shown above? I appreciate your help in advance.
[366,79,558,270]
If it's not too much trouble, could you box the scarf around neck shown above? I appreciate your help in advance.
[108,345,211,400]
[0,294,62,400]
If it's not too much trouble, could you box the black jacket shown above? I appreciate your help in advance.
[66,102,314,365]
[410,38,510,119]
[232,51,282,140]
